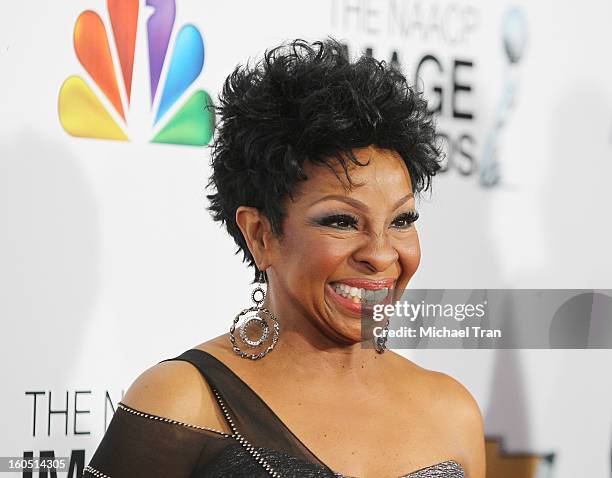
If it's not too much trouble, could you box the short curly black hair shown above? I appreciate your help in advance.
[206,37,442,283]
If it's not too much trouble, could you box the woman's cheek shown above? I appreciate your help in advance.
[302,235,355,275]
[279,229,350,278]
[397,233,421,287]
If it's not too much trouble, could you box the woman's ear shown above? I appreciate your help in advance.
[235,206,275,271]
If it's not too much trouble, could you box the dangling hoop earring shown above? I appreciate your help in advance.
[229,282,280,360]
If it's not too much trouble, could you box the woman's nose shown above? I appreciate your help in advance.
[350,232,399,273]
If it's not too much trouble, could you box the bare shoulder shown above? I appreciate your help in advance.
[422,367,482,422]
[388,352,481,418]
[121,354,230,433]
[388,353,486,477]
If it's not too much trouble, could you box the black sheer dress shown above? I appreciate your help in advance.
[84,349,465,477]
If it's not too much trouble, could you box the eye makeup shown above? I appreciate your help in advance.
[391,211,419,229]
[309,210,419,231]
[314,212,360,230]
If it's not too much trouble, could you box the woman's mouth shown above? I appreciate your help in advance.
[326,279,395,316]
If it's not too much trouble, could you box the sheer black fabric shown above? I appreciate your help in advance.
[85,348,465,477]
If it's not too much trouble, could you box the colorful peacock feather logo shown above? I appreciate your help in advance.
[58,0,214,146]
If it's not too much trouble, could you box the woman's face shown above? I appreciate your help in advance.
[268,145,421,345]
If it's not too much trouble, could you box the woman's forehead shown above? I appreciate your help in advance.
[300,148,413,196]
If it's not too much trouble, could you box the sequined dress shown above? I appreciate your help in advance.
[84,349,465,477]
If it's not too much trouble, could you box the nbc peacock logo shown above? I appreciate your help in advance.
[58,0,214,146]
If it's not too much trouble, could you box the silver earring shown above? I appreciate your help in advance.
[374,318,389,354]
[229,284,280,360]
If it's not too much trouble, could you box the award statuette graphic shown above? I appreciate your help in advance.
[480,7,527,187]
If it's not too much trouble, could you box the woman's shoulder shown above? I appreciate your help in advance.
[387,352,485,471]
[387,351,483,422]
[120,340,231,433]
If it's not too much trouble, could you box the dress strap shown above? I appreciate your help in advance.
[160,348,328,468]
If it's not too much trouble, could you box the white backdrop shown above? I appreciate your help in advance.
[1,1,611,477]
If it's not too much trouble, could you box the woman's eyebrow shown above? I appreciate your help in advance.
[307,193,414,211]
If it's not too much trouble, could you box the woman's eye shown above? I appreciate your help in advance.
[392,211,419,229]
[318,214,359,229]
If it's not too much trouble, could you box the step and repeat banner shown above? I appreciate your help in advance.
[1,1,611,477]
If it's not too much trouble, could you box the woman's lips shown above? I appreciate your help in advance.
[325,279,395,316]
[330,278,396,289]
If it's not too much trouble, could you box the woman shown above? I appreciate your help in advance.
[84,38,485,477]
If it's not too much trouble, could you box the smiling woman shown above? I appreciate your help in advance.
[263,148,422,346]
[84,38,486,478]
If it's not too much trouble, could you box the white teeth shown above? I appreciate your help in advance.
[331,283,389,303]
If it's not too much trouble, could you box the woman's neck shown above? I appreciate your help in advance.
[257,288,390,387]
